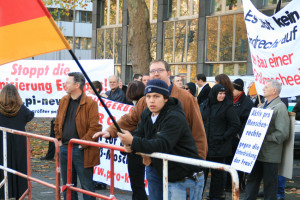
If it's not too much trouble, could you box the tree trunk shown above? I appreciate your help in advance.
[127,0,151,74]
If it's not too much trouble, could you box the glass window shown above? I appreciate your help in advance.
[180,0,189,16]
[223,63,235,75]
[60,10,73,22]
[212,0,222,13]
[187,19,198,62]
[174,21,186,62]
[153,0,158,20]
[171,0,177,18]
[239,63,247,75]
[105,29,114,59]
[87,38,92,49]
[86,11,92,23]
[115,28,122,64]
[190,64,197,83]
[225,0,238,11]
[110,0,117,25]
[234,14,248,61]
[164,22,174,63]
[177,65,187,83]
[150,24,157,60]
[97,29,105,59]
[119,0,123,24]
[104,1,108,25]
[66,36,73,49]
[206,17,218,62]
[219,15,233,61]
[80,37,88,49]
[75,37,80,49]
[208,64,220,76]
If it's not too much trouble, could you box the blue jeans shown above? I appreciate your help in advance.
[168,172,204,200]
[277,175,286,199]
[60,145,95,200]
[146,166,162,200]
[146,166,205,200]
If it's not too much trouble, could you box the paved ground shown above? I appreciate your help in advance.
[23,118,300,199]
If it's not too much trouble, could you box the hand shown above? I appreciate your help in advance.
[93,131,111,139]
[124,144,133,153]
[117,129,133,145]
[101,93,108,98]
[142,155,151,166]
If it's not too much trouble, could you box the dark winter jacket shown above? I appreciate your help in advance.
[197,83,211,106]
[292,99,300,120]
[131,97,202,182]
[232,92,253,149]
[200,84,240,157]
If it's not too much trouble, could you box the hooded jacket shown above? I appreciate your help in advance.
[106,84,208,160]
[131,97,202,182]
[200,84,240,157]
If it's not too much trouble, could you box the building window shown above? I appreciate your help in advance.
[65,37,92,50]
[163,19,198,63]
[48,8,74,22]
[210,0,243,14]
[102,0,123,26]
[96,28,122,64]
[168,0,199,18]
[76,11,92,23]
[207,63,246,76]
[146,0,158,22]
[170,64,196,83]
[206,13,248,62]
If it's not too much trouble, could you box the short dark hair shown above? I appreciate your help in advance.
[196,74,206,82]
[91,81,102,94]
[126,81,145,101]
[150,59,170,72]
[132,74,143,80]
[68,72,85,90]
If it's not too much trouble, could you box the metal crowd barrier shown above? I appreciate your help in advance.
[66,138,239,200]
[0,127,61,200]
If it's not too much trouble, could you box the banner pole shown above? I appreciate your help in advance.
[68,50,122,133]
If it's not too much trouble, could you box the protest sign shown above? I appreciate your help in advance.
[231,108,273,173]
[0,60,114,117]
[243,0,300,97]
[90,95,148,192]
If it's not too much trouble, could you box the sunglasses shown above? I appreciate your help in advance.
[184,87,189,90]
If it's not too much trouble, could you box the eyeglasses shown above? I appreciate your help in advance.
[150,68,166,74]
[184,87,189,90]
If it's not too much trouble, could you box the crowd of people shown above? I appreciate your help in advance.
[1,59,298,200]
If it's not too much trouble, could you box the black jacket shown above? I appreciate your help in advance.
[293,99,300,120]
[197,83,211,105]
[232,93,253,150]
[200,97,240,157]
[131,97,202,182]
[233,93,253,137]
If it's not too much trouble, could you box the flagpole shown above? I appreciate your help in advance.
[68,50,122,133]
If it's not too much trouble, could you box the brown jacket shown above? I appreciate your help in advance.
[54,92,102,168]
[107,84,208,159]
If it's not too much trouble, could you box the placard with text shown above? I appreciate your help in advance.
[243,0,300,97]
[231,108,273,173]
[0,60,114,117]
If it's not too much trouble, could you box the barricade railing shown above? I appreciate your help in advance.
[67,138,239,200]
[0,126,61,200]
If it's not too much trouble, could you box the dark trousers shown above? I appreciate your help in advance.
[127,154,148,200]
[44,119,55,159]
[204,157,226,200]
[224,156,246,191]
[244,161,278,200]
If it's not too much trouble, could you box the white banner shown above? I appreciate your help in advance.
[231,108,273,173]
[90,95,148,193]
[243,0,300,97]
[0,60,114,117]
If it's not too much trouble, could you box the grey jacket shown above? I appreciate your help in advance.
[257,97,290,163]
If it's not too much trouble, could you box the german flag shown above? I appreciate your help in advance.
[0,0,71,65]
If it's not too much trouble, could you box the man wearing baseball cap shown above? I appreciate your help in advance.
[117,79,204,200]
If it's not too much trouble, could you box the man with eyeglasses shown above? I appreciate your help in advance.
[93,59,207,200]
